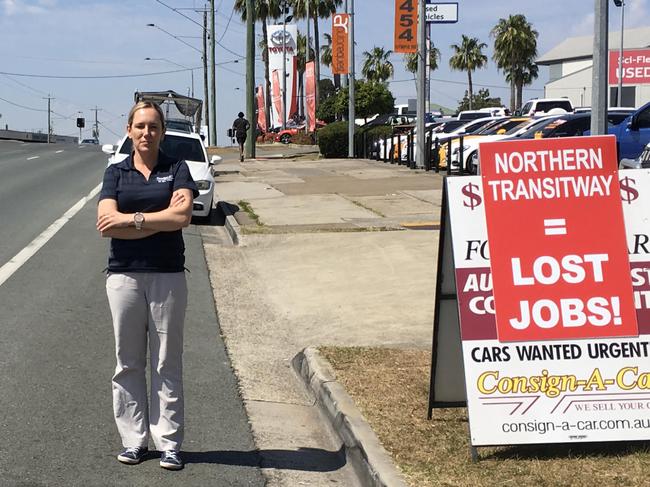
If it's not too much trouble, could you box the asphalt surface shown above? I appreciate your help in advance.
[0,141,265,486]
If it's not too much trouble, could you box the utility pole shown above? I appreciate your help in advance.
[416,0,426,168]
[342,0,348,89]
[203,9,209,137]
[210,0,217,146]
[245,0,255,159]
[347,0,355,158]
[44,95,54,143]
[91,106,102,142]
[305,0,310,134]
[616,0,625,106]
[591,0,608,135]
[282,0,287,130]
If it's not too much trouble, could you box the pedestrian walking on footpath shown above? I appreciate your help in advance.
[232,111,250,162]
[96,100,198,471]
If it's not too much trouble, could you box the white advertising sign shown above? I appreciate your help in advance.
[267,24,298,128]
[447,170,650,446]
[425,2,458,23]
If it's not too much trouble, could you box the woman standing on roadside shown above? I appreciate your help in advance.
[96,101,198,470]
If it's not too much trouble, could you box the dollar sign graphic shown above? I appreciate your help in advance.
[462,182,482,210]
[620,177,639,205]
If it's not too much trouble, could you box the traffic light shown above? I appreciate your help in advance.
[76,117,85,128]
[613,0,623,6]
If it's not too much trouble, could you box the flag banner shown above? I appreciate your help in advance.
[306,61,316,132]
[332,13,349,74]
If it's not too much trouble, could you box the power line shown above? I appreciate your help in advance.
[0,95,46,112]
[98,121,122,138]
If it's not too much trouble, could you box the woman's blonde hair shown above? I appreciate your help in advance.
[126,101,166,132]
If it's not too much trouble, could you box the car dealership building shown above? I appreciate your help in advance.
[536,26,650,108]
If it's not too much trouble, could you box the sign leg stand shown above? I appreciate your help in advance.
[470,446,479,463]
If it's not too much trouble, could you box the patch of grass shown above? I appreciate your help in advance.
[237,200,263,226]
[348,199,386,217]
[319,346,650,487]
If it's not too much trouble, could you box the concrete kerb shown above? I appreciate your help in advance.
[217,200,242,246]
[293,347,409,487]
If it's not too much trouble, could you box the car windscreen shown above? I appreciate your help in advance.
[536,101,573,113]
[166,120,193,133]
[118,134,206,162]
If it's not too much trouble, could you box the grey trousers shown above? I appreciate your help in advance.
[106,272,187,451]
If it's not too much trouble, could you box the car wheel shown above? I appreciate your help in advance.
[467,151,479,174]
[280,134,291,144]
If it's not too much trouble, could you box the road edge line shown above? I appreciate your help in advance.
[0,182,102,287]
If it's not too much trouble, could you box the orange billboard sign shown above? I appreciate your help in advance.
[332,13,349,75]
[394,0,418,53]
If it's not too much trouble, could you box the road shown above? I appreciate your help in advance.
[0,141,265,486]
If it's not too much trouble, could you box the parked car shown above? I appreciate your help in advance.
[101,129,221,218]
[457,110,496,121]
[518,97,574,117]
[516,111,632,140]
[274,121,326,144]
[79,138,99,145]
[620,142,650,169]
[607,101,650,161]
[449,117,539,172]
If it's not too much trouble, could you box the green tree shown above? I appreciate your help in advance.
[449,35,488,110]
[290,0,343,109]
[334,80,395,122]
[361,46,394,83]
[456,88,502,113]
[234,0,281,130]
[491,14,539,111]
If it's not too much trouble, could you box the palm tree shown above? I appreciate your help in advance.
[403,46,440,75]
[491,14,538,111]
[361,46,394,83]
[290,0,343,107]
[320,32,340,90]
[449,35,488,110]
[403,46,441,101]
[234,0,281,130]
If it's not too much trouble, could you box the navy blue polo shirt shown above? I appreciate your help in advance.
[99,151,199,273]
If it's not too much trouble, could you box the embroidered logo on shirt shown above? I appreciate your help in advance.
[156,175,174,183]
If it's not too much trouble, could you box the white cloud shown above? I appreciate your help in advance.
[571,12,595,37]
[626,0,650,28]
[2,0,50,15]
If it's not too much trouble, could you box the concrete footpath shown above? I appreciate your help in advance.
[199,155,444,486]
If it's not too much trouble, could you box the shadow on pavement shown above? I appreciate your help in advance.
[181,446,346,471]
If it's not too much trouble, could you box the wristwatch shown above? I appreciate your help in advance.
[134,212,145,230]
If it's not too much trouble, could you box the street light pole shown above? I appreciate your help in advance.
[146,23,202,54]
[347,0,355,158]
[245,0,255,159]
[282,0,287,130]
[617,0,625,107]
[210,0,217,146]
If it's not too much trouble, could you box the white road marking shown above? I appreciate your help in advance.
[0,182,102,288]
[27,156,39,160]
[55,150,64,154]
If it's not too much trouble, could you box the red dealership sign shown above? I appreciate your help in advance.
[609,48,650,85]
[479,136,637,342]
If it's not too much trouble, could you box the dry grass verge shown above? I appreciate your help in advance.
[319,346,650,487]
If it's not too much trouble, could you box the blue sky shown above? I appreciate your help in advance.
[1,0,648,145]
